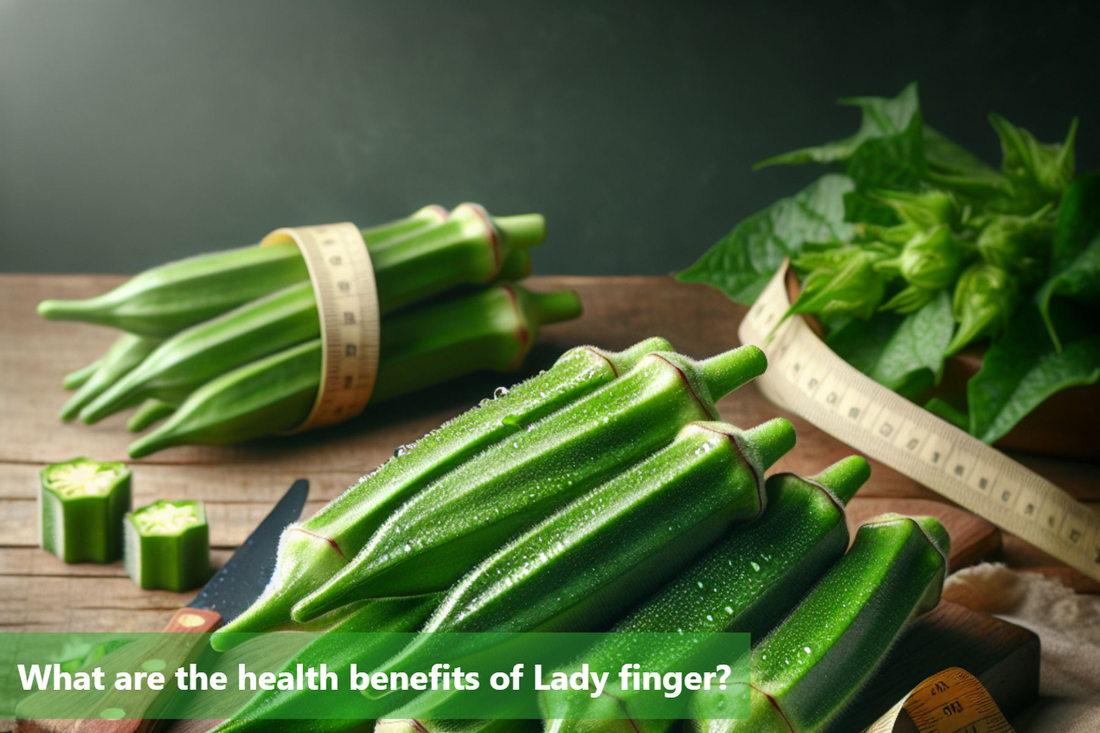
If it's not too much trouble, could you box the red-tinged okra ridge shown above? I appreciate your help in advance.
[542,455,870,732]
[211,338,674,649]
[290,345,767,622]
[40,458,132,564]
[368,419,795,683]
[693,513,950,733]
[123,500,211,592]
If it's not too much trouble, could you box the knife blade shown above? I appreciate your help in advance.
[15,479,310,733]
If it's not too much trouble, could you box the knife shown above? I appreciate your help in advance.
[15,479,310,733]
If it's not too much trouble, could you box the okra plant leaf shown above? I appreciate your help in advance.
[677,174,855,304]
[755,83,923,169]
[826,289,953,399]
[1038,173,1100,350]
[968,300,1100,444]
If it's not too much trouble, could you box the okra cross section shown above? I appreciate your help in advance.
[39,458,132,564]
[124,500,210,592]
[292,345,768,621]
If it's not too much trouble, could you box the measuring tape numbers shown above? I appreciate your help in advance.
[866,667,1016,733]
[738,262,1100,583]
[261,223,380,432]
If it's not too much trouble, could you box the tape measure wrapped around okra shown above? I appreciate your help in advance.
[38,204,581,456]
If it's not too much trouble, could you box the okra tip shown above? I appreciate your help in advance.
[743,417,796,470]
[126,429,175,459]
[810,455,872,506]
[698,345,767,401]
[36,297,100,323]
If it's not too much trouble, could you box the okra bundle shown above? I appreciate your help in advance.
[542,455,871,733]
[38,204,582,456]
[692,513,950,733]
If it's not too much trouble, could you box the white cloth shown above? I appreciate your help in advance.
[943,563,1100,732]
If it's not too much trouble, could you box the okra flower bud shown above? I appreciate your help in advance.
[946,262,1019,355]
[989,113,1078,210]
[870,188,957,229]
[40,458,132,564]
[896,225,962,290]
[790,247,887,321]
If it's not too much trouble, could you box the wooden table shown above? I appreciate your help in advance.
[1,273,1098,635]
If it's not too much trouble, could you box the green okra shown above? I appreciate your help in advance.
[126,399,176,432]
[293,345,768,620]
[60,334,162,421]
[371,284,581,402]
[62,358,102,390]
[127,339,322,458]
[211,596,440,733]
[39,458,132,564]
[126,283,583,459]
[542,456,870,733]
[496,249,533,281]
[212,337,671,648]
[693,513,950,733]
[37,204,537,335]
[80,281,320,424]
[370,203,546,314]
[373,419,793,679]
[123,499,210,591]
[38,243,311,338]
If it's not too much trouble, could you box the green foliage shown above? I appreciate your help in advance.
[683,83,1099,443]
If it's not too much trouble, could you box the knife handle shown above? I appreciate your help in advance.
[16,608,222,733]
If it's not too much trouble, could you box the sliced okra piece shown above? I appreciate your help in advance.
[124,500,210,591]
[39,458,132,564]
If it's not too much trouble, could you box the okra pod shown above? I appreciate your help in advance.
[126,399,176,432]
[38,242,311,338]
[126,339,322,458]
[542,456,870,732]
[213,337,670,647]
[37,204,534,335]
[293,345,767,620]
[374,419,794,679]
[693,513,950,733]
[60,334,161,421]
[370,204,546,314]
[80,281,320,424]
[123,499,211,592]
[39,458,132,564]
[62,359,102,390]
[211,596,440,733]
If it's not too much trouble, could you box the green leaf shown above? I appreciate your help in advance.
[922,126,1012,207]
[1037,173,1100,350]
[677,174,855,304]
[968,301,1100,443]
[756,83,922,169]
[827,290,954,398]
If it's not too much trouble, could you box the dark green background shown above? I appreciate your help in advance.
[2,0,1097,275]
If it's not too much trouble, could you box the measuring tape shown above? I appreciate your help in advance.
[261,223,380,432]
[739,262,1100,582]
[866,668,1016,733]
